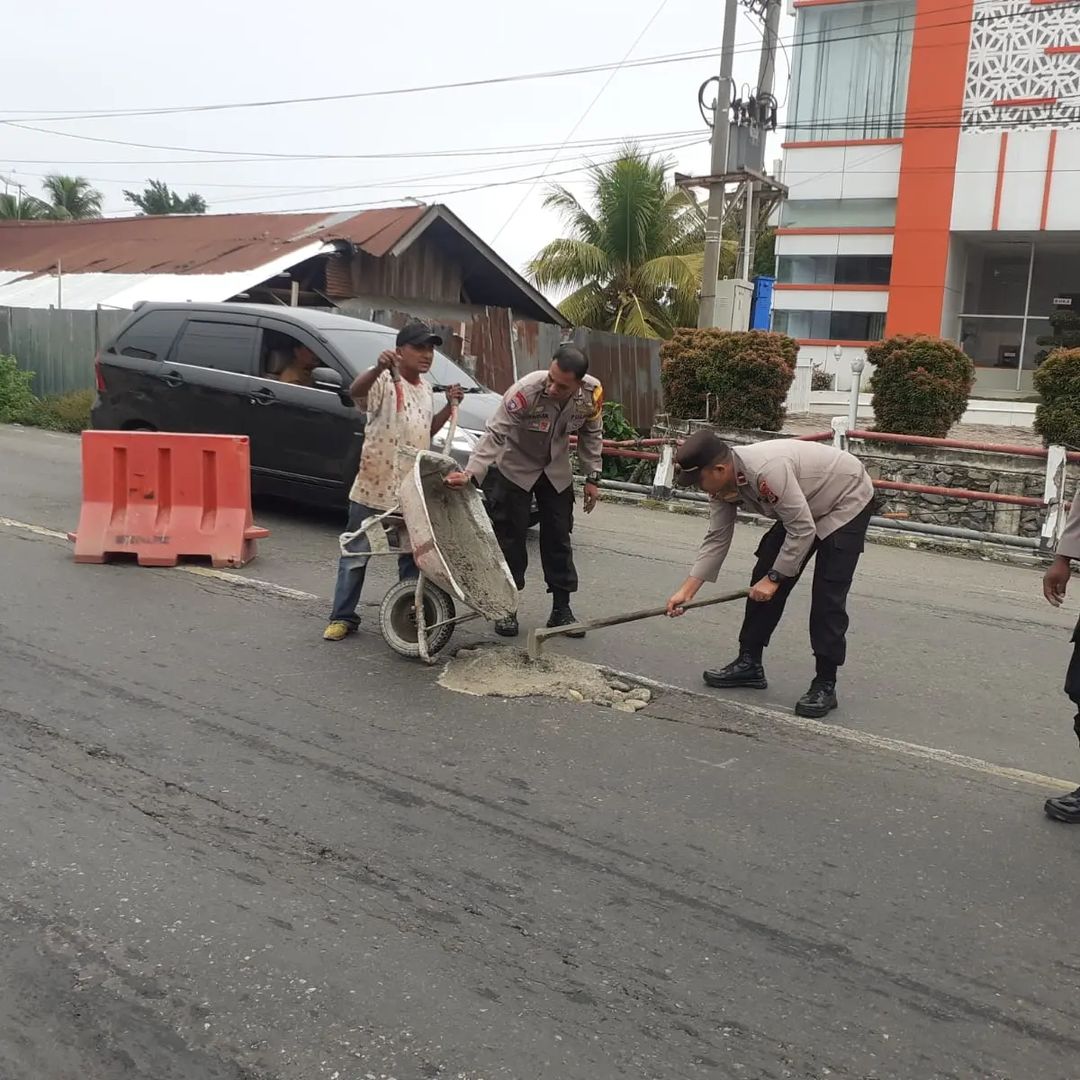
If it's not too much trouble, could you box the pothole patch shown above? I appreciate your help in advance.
[438,645,652,712]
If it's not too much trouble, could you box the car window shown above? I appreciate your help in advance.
[172,321,257,375]
[114,309,186,360]
[322,328,482,390]
[259,328,335,388]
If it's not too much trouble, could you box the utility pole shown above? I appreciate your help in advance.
[697,0,739,328]
[740,0,783,281]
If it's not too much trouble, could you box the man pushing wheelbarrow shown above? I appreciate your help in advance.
[322,321,463,642]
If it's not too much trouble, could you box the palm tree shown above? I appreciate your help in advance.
[123,179,208,216]
[0,192,51,220]
[41,174,104,220]
[527,146,719,339]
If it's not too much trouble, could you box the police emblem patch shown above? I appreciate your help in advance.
[758,478,778,504]
[506,391,528,415]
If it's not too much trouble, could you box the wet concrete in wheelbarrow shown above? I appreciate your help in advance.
[438,644,652,712]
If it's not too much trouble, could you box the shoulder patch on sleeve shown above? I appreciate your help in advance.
[588,383,604,421]
[758,477,779,504]
[506,390,528,415]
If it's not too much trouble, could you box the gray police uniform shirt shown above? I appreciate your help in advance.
[1057,493,1080,560]
[465,370,605,493]
[691,440,875,582]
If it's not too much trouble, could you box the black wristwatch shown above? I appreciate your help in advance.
[766,569,785,584]
[585,472,602,485]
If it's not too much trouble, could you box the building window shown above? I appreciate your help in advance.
[789,0,914,142]
[780,198,896,229]
[955,240,1080,393]
[777,255,892,286]
[772,310,886,341]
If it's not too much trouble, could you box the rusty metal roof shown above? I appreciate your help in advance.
[0,205,428,276]
[0,203,566,324]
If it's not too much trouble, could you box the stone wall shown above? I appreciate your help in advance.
[650,416,1064,538]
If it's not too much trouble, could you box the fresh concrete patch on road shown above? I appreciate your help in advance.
[438,645,652,712]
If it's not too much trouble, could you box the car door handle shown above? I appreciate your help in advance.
[249,387,277,406]
[161,371,184,388]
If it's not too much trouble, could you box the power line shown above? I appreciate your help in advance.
[492,0,673,242]
[5,0,1071,132]
[0,46,723,126]
[0,129,704,168]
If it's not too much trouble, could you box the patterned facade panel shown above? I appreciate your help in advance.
[963,0,1080,130]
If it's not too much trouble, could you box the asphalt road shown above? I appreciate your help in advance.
[3,424,1080,1079]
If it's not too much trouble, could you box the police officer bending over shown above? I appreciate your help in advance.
[666,430,875,718]
[445,345,603,638]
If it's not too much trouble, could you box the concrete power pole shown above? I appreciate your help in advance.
[696,0,740,329]
[740,0,783,281]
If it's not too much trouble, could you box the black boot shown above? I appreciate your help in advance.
[1045,786,1080,823]
[547,604,585,639]
[703,653,767,690]
[795,678,838,719]
[494,613,519,638]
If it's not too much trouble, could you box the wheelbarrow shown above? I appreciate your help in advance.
[337,372,517,662]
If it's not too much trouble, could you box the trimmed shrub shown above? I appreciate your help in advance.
[867,335,974,437]
[1034,348,1080,447]
[660,329,797,431]
[811,364,834,392]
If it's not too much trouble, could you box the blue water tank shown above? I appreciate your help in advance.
[750,275,775,331]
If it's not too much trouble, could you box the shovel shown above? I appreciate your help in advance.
[526,588,751,661]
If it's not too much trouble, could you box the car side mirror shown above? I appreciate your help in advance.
[312,367,343,391]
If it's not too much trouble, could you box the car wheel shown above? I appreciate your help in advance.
[379,578,456,658]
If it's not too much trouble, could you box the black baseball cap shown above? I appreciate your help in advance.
[674,429,730,487]
[396,320,443,348]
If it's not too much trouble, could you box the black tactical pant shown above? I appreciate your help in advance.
[739,501,873,667]
[1064,620,1080,747]
[487,470,577,595]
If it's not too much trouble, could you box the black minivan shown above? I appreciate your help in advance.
[91,302,503,509]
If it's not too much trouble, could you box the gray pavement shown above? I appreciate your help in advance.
[3,423,1080,1079]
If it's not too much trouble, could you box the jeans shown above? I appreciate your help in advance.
[329,500,417,628]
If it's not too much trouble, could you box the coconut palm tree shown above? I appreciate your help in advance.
[0,192,51,220]
[41,174,104,220]
[527,146,722,339]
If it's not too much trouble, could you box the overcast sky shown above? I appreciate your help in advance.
[0,0,794,277]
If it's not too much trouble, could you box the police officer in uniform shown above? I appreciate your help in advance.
[665,430,875,718]
[445,345,604,637]
[1041,495,1080,822]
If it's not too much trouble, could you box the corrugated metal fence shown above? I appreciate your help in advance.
[1,307,126,397]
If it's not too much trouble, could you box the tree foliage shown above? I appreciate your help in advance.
[41,174,104,220]
[528,146,713,339]
[123,179,208,216]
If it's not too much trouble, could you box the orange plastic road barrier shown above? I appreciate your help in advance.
[69,431,270,568]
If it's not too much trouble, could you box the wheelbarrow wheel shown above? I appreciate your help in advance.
[379,578,456,659]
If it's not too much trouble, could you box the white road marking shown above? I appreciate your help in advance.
[0,516,319,601]
[685,757,738,769]
[3,513,1073,793]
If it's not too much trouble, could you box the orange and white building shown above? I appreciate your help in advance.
[775,0,1080,405]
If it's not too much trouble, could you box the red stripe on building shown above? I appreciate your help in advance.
[1041,130,1059,230]
[886,0,976,337]
[992,96,1058,107]
[992,132,1010,231]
